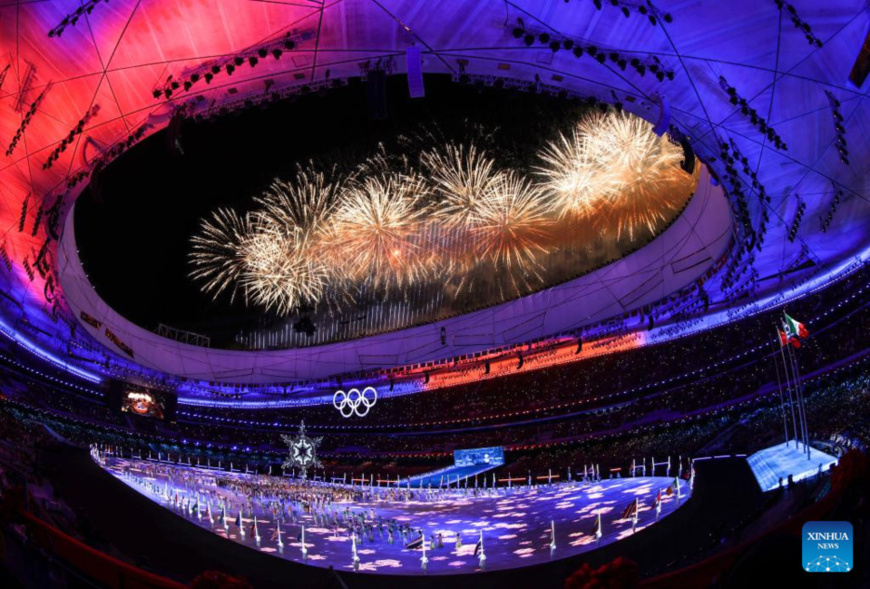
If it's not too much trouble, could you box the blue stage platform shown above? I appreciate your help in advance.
[747,441,838,492]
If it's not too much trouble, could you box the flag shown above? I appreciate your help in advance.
[473,535,483,556]
[784,313,809,339]
[406,535,424,550]
[665,484,674,497]
[779,327,801,348]
[620,499,637,520]
[653,490,662,508]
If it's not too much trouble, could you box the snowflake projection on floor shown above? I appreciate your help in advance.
[805,555,851,572]
[281,420,322,480]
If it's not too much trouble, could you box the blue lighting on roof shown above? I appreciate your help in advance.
[0,318,101,384]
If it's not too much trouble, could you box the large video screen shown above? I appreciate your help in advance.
[453,446,505,468]
[120,388,166,419]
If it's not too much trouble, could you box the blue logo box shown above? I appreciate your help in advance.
[802,521,853,573]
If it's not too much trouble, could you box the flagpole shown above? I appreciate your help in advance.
[782,320,805,451]
[783,313,810,454]
[784,330,811,458]
[772,327,792,447]
[788,341,808,454]
[777,327,801,448]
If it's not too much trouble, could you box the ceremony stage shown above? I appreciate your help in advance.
[747,441,839,492]
[100,456,691,575]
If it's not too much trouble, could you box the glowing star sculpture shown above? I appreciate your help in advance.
[281,420,322,479]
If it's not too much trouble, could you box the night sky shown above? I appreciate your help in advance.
[74,75,588,346]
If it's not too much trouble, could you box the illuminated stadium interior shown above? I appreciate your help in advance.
[0,1,869,588]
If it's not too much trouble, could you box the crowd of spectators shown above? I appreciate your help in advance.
[0,262,868,482]
[168,263,870,458]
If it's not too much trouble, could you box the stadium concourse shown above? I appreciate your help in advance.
[1,0,870,588]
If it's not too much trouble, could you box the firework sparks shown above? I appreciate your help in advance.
[189,111,693,317]
[470,171,553,276]
[588,113,687,239]
[536,127,620,218]
[425,143,499,229]
[538,111,687,239]
[254,165,342,241]
[321,172,432,289]
[582,111,674,173]
[188,208,251,302]
[239,225,327,315]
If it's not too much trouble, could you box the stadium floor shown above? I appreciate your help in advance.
[102,456,690,575]
[48,447,767,589]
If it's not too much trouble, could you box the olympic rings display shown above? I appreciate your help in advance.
[333,386,377,418]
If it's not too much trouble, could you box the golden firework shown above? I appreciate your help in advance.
[188,208,251,303]
[425,143,499,229]
[470,171,553,273]
[253,165,341,241]
[239,225,328,315]
[189,111,693,316]
[536,127,620,218]
[321,172,432,290]
[538,110,687,240]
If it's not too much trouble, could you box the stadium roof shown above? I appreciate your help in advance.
[0,0,868,391]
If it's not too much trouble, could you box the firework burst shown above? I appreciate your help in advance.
[538,111,687,240]
[188,208,251,302]
[239,225,327,315]
[424,143,500,229]
[588,113,687,239]
[582,111,674,173]
[469,171,553,276]
[189,111,693,317]
[321,172,432,290]
[254,165,342,241]
[535,127,620,218]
